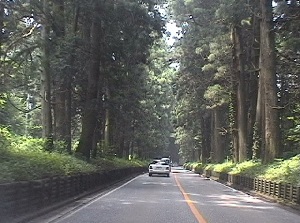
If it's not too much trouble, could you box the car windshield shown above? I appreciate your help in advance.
[157,162,169,165]
[150,160,160,164]
[161,158,170,164]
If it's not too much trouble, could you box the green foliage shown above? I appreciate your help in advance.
[183,162,205,174]
[204,163,215,171]
[170,0,300,164]
[194,162,206,174]
[128,40,176,158]
[262,156,300,185]
[216,0,250,25]
[274,1,300,156]
[170,0,232,162]
[197,157,300,185]
[212,161,235,173]
[0,131,146,183]
[0,127,12,149]
[228,160,263,176]
[183,162,194,170]
[284,105,300,152]
[1,0,299,184]
[91,157,147,171]
[0,95,25,134]
[0,145,97,183]
[0,94,6,107]
[204,84,230,108]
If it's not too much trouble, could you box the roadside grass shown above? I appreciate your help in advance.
[261,156,300,185]
[184,155,300,185]
[0,148,98,183]
[0,131,147,184]
[90,157,147,171]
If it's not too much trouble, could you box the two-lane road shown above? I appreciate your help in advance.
[29,167,300,223]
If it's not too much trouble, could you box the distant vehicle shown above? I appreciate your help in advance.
[160,157,173,167]
[148,161,170,177]
[149,159,161,165]
[160,157,171,165]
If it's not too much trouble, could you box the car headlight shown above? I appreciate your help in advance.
[149,166,153,169]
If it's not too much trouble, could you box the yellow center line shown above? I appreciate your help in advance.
[175,174,208,223]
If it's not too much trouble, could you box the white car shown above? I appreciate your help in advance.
[148,161,170,177]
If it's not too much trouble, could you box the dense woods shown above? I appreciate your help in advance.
[0,0,300,180]
[170,0,300,164]
[0,0,174,162]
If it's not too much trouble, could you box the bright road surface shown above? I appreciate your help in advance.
[29,167,300,223]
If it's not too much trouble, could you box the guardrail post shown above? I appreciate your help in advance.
[278,183,281,199]
[258,179,262,192]
[250,177,254,190]
[296,187,300,204]
[290,184,293,202]
[229,174,232,184]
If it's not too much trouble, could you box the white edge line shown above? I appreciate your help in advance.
[55,175,142,222]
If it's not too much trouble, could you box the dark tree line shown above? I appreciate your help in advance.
[0,0,175,160]
[170,0,300,164]
[2,0,299,165]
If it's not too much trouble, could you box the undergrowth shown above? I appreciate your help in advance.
[184,155,300,185]
[0,129,147,184]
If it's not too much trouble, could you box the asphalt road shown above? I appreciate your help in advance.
[29,167,300,223]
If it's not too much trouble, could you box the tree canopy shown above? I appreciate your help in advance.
[1,0,300,167]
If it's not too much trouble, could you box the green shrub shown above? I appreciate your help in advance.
[0,130,155,184]
[183,162,192,170]
[91,157,147,171]
[0,146,98,183]
[186,155,300,185]
[2,127,300,186]
[262,155,300,185]
[189,162,198,171]
[229,160,263,177]
[213,161,235,173]
[0,127,12,149]
[204,163,215,171]
[194,163,205,174]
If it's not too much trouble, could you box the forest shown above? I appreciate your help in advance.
[0,0,299,184]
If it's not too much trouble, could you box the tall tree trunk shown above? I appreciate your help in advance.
[52,0,76,153]
[65,4,80,153]
[52,0,67,144]
[123,140,130,159]
[230,58,239,162]
[91,126,99,158]
[232,25,248,162]
[249,7,260,159]
[260,0,280,163]
[118,129,125,157]
[92,73,105,158]
[201,112,211,163]
[254,1,265,160]
[41,0,53,151]
[104,83,111,150]
[254,64,265,159]
[212,107,225,163]
[76,1,103,160]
